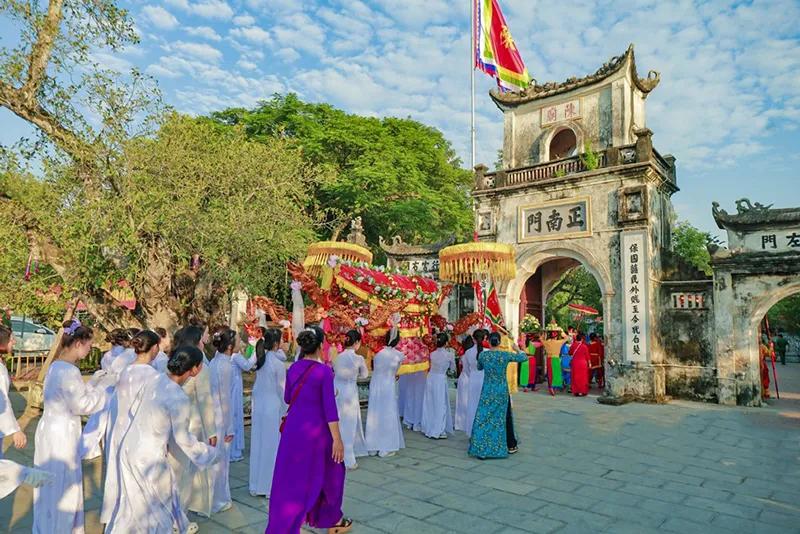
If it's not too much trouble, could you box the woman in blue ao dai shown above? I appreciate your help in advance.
[467,333,527,460]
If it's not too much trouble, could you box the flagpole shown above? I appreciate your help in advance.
[470,0,476,170]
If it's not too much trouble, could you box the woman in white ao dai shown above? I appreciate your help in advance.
[34,320,115,534]
[104,345,218,534]
[248,328,287,497]
[333,330,368,470]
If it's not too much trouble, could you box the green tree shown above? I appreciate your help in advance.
[768,294,800,334]
[545,266,603,331]
[672,220,716,275]
[0,203,70,328]
[495,149,504,171]
[0,3,325,330]
[210,94,473,249]
[3,115,324,330]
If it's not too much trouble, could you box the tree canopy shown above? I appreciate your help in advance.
[2,115,324,329]
[210,94,474,253]
[0,2,326,330]
[545,266,604,333]
[672,220,717,275]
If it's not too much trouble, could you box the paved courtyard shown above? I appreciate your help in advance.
[1,365,800,534]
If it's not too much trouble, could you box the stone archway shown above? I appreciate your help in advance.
[539,121,585,163]
[749,281,800,394]
[710,200,800,406]
[501,241,615,340]
[715,277,800,406]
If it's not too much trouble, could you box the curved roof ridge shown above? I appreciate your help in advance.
[490,44,660,107]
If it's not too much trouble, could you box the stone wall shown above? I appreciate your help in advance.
[657,282,717,402]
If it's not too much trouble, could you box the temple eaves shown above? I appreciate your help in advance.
[490,44,660,108]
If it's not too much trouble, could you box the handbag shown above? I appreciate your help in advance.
[280,362,318,433]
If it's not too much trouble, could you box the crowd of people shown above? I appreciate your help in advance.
[0,315,605,534]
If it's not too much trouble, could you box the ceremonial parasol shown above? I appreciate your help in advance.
[568,303,599,315]
[302,241,373,277]
[438,242,517,284]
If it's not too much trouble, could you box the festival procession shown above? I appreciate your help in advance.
[1,0,799,532]
[0,227,607,534]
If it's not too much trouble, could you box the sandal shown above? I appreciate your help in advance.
[508,447,519,454]
[328,517,353,534]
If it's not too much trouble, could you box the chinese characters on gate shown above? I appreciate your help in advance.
[401,258,439,275]
[541,99,582,126]
[518,198,591,243]
[622,232,648,362]
[742,228,800,253]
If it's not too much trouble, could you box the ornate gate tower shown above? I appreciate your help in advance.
[473,45,679,400]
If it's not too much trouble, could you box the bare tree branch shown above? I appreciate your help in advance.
[21,0,65,106]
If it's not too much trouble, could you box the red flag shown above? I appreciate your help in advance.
[475,0,532,92]
[484,281,505,332]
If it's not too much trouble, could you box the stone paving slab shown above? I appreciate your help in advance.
[1,373,800,533]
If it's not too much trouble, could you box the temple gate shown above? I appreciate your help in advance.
[473,45,682,401]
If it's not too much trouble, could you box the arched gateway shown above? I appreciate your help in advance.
[473,45,680,401]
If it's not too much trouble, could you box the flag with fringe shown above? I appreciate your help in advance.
[474,0,532,92]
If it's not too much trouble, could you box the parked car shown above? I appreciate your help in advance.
[9,316,57,353]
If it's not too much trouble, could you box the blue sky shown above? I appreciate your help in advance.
[1,0,799,238]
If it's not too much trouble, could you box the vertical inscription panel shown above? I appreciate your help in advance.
[621,231,649,362]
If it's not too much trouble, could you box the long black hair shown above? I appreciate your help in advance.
[256,327,281,371]
[473,329,486,356]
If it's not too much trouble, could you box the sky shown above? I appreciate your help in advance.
[1,0,799,238]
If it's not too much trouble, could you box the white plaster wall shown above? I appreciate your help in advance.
[501,65,636,167]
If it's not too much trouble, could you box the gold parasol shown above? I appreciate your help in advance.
[438,242,516,284]
[302,241,373,277]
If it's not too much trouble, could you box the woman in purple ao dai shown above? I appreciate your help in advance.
[265,327,352,534]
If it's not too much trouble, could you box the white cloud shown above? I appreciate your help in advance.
[164,0,190,10]
[246,0,303,12]
[193,0,234,20]
[171,41,224,63]
[136,0,800,179]
[146,63,182,79]
[229,26,272,46]
[272,13,326,57]
[232,14,256,26]
[237,58,259,71]
[185,26,222,41]
[277,47,300,63]
[90,53,133,72]
[140,5,179,30]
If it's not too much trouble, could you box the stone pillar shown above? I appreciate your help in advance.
[663,154,677,184]
[713,271,739,405]
[495,170,507,188]
[634,128,654,163]
[473,164,489,191]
